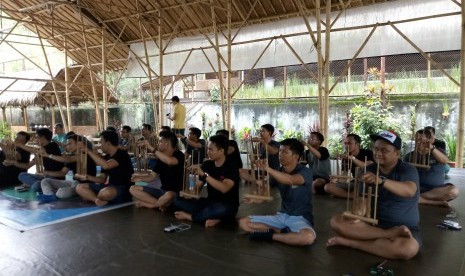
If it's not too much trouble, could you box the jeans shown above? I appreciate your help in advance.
[18,172,44,192]
[173,197,237,224]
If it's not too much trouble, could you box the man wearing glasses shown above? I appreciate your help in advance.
[327,130,421,260]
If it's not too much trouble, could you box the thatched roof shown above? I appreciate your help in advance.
[0,67,117,107]
[0,1,392,73]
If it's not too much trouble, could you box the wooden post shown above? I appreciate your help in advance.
[316,0,324,139]
[211,0,226,129]
[102,29,108,130]
[51,104,56,130]
[64,39,72,132]
[380,56,386,85]
[283,66,287,98]
[157,9,163,134]
[427,53,431,80]
[21,106,28,130]
[363,58,368,86]
[1,107,6,124]
[323,0,331,144]
[226,0,232,132]
[456,0,465,168]
[347,60,351,84]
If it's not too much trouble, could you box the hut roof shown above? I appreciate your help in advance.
[0,67,117,107]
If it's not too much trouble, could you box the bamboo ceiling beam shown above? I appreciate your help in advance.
[4,41,49,75]
[231,38,275,98]
[35,25,69,132]
[281,36,318,81]
[328,24,378,94]
[456,0,464,168]
[330,0,352,28]
[80,11,103,131]
[0,21,19,46]
[163,49,194,101]
[0,79,18,97]
[231,0,260,42]
[389,22,460,87]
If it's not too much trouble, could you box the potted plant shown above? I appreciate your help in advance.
[442,101,450,120]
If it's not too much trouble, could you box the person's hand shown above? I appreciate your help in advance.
[252,137,261,143]
[255,158,269,171]
[243,196,264,204]
[74,174,87,181]
[361,171,382,185]
[3,160,16,166]
[190,164,203,176]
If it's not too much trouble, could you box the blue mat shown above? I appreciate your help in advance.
[0,187,133,232]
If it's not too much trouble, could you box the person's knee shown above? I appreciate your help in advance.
[75,184,88,194]
[239,217,251,231]
[129,185,142,195]
[329,214,343,231]
[299,229,316,246]
[99,187,116,200]
[394,242,419,260]
[447,185,459,199]
[324,183,333,194]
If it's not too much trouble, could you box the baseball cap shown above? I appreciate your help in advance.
[370,130,402,150]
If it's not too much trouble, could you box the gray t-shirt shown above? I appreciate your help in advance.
[367,160,419,229]
[260,140,280,170]
[271,163,314,224]
[307,147,331,180]
[403,149,446,193]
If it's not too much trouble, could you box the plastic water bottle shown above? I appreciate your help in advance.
[65,170,74,181]
[189,174,195,191]
[96,166,102,177]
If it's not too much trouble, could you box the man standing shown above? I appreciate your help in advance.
[75,130,134,206]
[169,96,186,136]
[239,138,316,246]
[130,131,184,210]
[327,130,421,260]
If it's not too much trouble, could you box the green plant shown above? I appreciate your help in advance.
[210,84,220,102]
[0,122,12,141]
[327,136,344,158]
[238,126,251,140]
[280,129,303,141]
[442,132,457,162]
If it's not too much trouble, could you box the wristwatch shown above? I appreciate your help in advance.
[200,172,209,182]
[351,156,356,161]
[379,176,387,186]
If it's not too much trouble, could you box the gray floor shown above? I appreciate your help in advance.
[0,169,464,276]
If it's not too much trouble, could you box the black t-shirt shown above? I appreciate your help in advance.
[342,148,374,176]
[101,149,134,187]
[185,139,206,165]
[43,142,64,171]
[201,158,240,210]
[228,140,243,169]
[153,150,184,193]
[65,154,97,183]
[433,139,447,152]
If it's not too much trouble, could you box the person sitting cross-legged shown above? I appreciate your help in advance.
[173,134,240,228]
[239,138,316,246]
[327,130,421,260]
[302,131,331,194]
[403,129,458,207]
[38,134,97,203]
[1,131,32,187]
[130,130,184,210]
[75,130,134,206]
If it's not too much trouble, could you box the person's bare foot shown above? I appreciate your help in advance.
[419,197,450,207]
[135,201,156,209]
[174,211,192,221]
[388,225,412,238]
[326,236,351,247]
[205,219,221,227]
[95,198,108,207]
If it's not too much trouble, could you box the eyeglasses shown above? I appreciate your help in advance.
[373,147,393,154]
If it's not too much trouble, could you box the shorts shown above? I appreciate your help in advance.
[249,212,316,237]
[313,175,330,183]
[88,183,131,204]
[142,186,166,198]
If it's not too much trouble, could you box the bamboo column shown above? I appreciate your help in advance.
[226,0,232,132]
[323,0,331,144]
[211,0,227,130]
[102,29,108,129]
[2,107,6,124]
[457,0,465,168]
[316,0,324,137]
[21,106,28,130]
[35,25,68,132]
[157,8,163,134]
[283,67,287,98]
[64,39,72,132]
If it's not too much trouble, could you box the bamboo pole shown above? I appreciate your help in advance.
[456,0,465,168]
[283,66,287,98]
[316,0,324,136]
[1,108,6,124]
[102,29,108,129]
[211,0,226,129]
[226,0,232,132]
[21,107,28,130]
[35,25,68,132]
[157,8,163,134]
[323,0,331,143]
[64,39,72,132]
